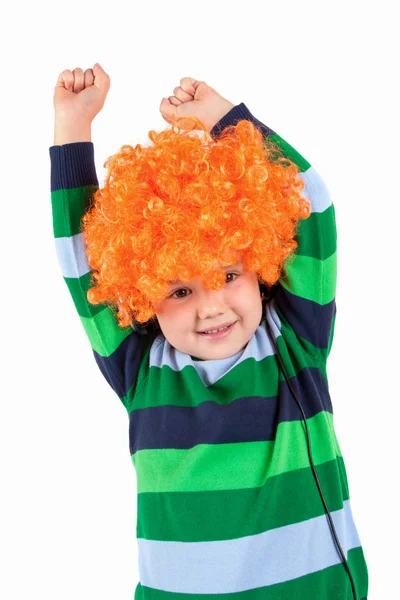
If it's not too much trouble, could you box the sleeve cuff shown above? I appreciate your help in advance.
[210,102,276,138]
[49,141,99,191]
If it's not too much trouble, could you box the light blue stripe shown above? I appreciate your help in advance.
[299,166,332,214]
[54,232,91,279]
[149,301,282,386]
[137,500,361,594]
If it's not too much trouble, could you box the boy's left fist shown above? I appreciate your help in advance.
[160,77,234,132]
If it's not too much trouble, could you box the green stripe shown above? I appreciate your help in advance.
[65,272,133,356]
[134,546,368,600]
[280,251,337,305]
[295,205,337,260]
[64,273,108,318]
[80,308,132,357]
[132,411,340,493]
[278,317,330,367]
[126,332,322,413]
[137,456,349,541]
[279,204,337,306]
[51,185,96,238]
[269,134,311,173]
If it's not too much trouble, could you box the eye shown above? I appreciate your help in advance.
[168,272,239,299]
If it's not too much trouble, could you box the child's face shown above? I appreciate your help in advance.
[154,261,263,360]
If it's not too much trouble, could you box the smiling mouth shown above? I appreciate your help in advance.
[198,321,236,334]
[197,321,237,338]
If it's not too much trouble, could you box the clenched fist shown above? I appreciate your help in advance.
[160,78,234,132]
[53,64,111,123]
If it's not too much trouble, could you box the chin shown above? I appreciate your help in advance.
[197,339,250,361]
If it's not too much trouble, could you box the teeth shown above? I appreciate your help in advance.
[203,324,230,334]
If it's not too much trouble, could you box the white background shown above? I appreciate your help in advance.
[1,0,398,598]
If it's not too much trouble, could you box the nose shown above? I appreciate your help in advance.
[196,288,229,320]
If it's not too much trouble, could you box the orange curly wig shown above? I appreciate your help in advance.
[81,116,311,329]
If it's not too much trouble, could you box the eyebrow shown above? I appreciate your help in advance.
[168,262,242,285]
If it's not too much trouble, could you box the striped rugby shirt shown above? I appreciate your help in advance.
[50,103,369,599]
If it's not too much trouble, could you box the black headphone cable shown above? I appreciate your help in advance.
[264,316,358,600]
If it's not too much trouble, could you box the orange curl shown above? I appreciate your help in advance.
[81,116,311,329]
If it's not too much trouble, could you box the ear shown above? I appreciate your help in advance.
[258,281,269,300]
[130,319,149,336]
[130,316,161,336]
[259,282,278,304]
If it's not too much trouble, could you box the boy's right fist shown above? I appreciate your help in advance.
[53,64,111,123]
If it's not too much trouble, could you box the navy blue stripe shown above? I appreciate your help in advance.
[275,286,336,350]
[49,142,98,191]
[210,102,275,139]
[93,332,150,402]
[129,367,332,454]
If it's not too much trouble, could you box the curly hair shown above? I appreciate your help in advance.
[81,116,311,329]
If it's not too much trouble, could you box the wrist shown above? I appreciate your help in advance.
[209,99,235,132]
[54,114,92,145]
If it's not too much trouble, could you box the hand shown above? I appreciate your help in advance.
[53,64,111,123]
[160,78,235,132]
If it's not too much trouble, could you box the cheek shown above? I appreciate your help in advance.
[236,285,263,315]
[155,303,189,330]
[234,281,259,301]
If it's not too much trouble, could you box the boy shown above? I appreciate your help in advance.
[50,64,368,599]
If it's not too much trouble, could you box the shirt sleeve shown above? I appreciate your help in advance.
[49,142,153,409]
[211,103,337,364]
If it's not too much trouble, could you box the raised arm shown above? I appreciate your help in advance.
[211,103,337,364]
[50,140,153,409]
[50,66,153,411]
[159,81,336,365]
